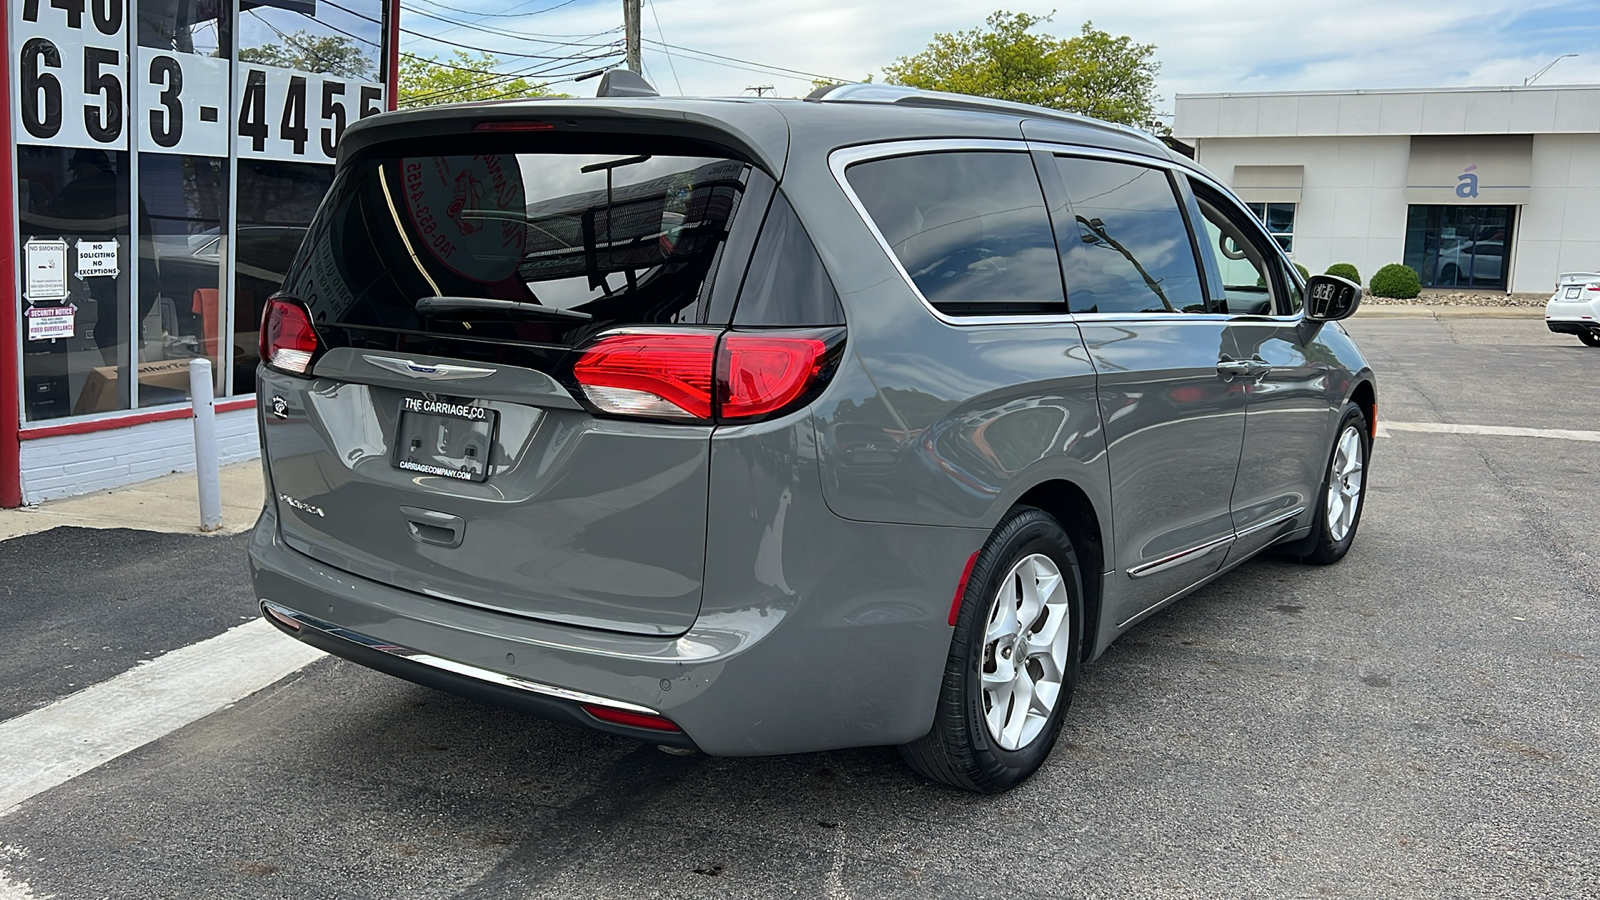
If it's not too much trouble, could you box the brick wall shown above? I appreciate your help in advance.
[18,408,260,504]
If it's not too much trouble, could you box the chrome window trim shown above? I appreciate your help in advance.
[260,601,664,717]
[829,138,1307,328]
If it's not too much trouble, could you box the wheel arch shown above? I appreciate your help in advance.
[1347,377,1377,440]
[1012,479,1104,664]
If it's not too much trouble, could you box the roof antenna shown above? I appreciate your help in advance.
[592,68,659,98]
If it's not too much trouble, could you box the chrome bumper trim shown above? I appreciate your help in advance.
[260,601,663,718]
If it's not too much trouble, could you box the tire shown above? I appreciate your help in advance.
[900,507,1084,793]
[1439,264,1460,286]
[1294,403,1370,565]
[1579,331,1600,348]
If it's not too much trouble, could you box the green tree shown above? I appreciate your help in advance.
[400,51,561,107]
[238,32,373,79]
[883,12,1165,132]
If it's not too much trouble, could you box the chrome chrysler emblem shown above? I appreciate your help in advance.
[362,355,496,381]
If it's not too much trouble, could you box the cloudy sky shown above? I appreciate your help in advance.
[397,0,1600,116]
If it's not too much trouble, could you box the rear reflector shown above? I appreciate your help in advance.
[572,331,717,419]
[948,550,982,626]
[263,604,301,631]
[259,298,320,375]
[717,335,830,419]
[582,704,682,732]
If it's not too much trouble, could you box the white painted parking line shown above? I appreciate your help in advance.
[0,619,322,817]
[1382,421,1600,442]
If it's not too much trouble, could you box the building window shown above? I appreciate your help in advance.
[1403,206,1515,291]
[1246,202,1295,253]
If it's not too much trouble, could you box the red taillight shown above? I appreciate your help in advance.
[1587,284,1600,292]
[572,330,837,422]
[259,298,320,375]
[582,704,681,732]
[571,331,717,419]
[473,120,555,132]
[717,334,830,419]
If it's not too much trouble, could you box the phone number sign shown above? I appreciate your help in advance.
[234,63,384,163]
[11,0,129,151]
[12,0,385,160]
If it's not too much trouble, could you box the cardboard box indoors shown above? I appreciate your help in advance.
[73,358,201,415]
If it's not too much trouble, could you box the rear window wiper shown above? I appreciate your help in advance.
[415,296,593,321]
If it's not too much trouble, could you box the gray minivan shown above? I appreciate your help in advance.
[251,81,1375,792]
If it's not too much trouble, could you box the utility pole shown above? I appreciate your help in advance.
[747,85,775,97]
[624,0,642,75]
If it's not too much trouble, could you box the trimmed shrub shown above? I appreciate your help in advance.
[1294,262,1310,282]
[1370,264,1421,299]
[1325,262,1361,285]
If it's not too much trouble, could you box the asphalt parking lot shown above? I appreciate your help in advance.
[2,317,1596,900]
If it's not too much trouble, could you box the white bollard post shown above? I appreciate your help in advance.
[189,358,223,533]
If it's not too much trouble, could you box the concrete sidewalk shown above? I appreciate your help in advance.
[0,461,264,542]
[1354,304,1545,319]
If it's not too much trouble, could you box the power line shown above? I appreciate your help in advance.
[396,3,622,47]
[639,38,853,85]
[645,0,681,94]
[315,0,622,61]
[402,0,590,23]
[400,51,620,105]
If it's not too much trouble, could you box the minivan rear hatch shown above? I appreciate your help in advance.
[260,128,774,636]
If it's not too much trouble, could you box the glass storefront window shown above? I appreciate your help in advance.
[138,156,229,400]
[237,0,383,80]
[1403,205,1516,291]
[231,158,333,393]
[18,147,136,419]
[1247,202,1295,253]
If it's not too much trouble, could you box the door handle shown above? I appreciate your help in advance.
[1217,358,1272,379]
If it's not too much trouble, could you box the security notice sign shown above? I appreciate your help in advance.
[12,0,130,151]
[25,238,69,301]
[75,238,120,278]
[25,304,76,341]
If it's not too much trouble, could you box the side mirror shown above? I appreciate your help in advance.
[1304,274,1361,322]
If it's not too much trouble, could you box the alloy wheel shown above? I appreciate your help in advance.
[1326,425,1365,542]
[980,553,1072,751]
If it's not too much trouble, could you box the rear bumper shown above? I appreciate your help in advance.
[1546,319,1599,335]
[248,501,983,756]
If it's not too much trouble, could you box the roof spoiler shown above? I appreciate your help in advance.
[595,69,660,98]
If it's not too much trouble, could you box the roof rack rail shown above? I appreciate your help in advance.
[804,83,1164,148]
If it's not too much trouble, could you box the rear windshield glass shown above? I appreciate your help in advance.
[281,146,755,367]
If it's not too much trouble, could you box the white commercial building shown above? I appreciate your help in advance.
[1172,85,1600,295]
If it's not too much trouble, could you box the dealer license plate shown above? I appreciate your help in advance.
[1565,286,1582,299]
[391,397,497,482]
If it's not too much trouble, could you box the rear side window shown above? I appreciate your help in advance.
[733,192,844,326]
[1054,156,1207,314]
[279,142,760,370]
[845,151,1066,316]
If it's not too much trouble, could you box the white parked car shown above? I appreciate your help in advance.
[1546,272,1600,347]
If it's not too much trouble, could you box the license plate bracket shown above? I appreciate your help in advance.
[391,397,497,483]
[1566,286,1582,299]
